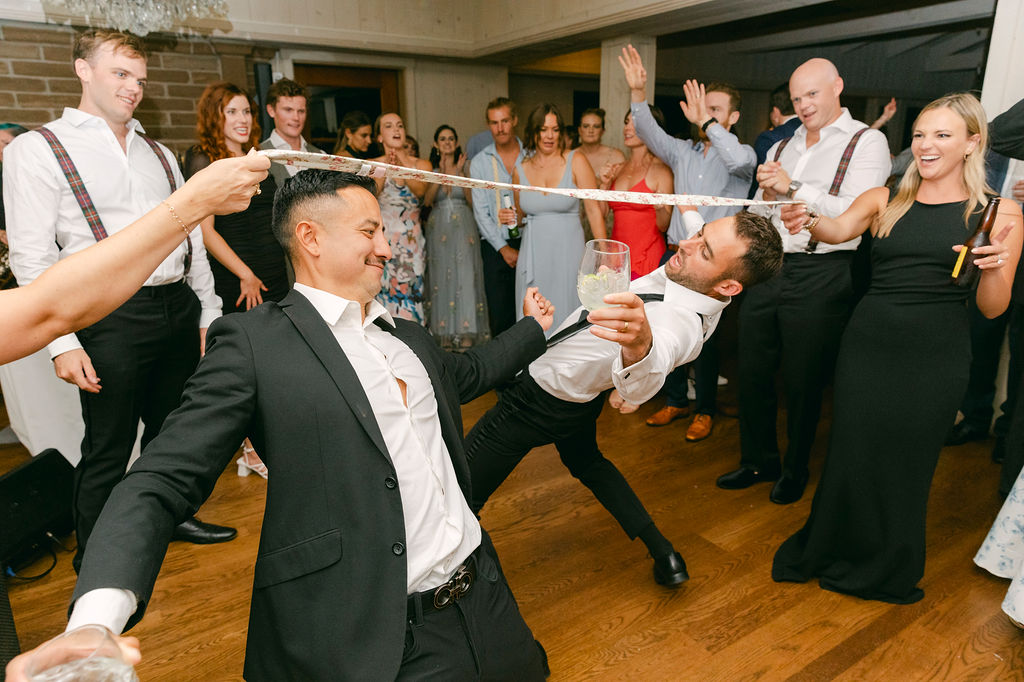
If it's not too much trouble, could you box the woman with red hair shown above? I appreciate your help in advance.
[185,81,285,478]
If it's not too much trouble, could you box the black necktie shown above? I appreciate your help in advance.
[546,293,665,348]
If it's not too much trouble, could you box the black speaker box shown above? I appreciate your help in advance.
[0,448,74,569]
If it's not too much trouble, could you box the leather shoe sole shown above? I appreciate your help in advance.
[769,473,809,505]
[653,551,689,586]
[172,516,237,544]
[716,466,780,489]
[645,405,690,427]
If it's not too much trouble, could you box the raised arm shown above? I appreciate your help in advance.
[972,200,1023,318]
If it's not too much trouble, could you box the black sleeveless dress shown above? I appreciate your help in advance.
[772,197,982,604]
[184,149,287,314]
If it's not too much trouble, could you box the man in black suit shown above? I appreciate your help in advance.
[10,170,555,681]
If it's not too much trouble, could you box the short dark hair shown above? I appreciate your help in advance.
[728,211,783,286]
[266,78,308,108]
[580,107,606,127]
[706,82,742,113]
[271,170,377,255]
[485,97,517,120]
[73,29,148,63]
[770,83,794,116]
[523,103,565,156]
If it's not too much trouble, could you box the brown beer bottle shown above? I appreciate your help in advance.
[952,196,1000,288]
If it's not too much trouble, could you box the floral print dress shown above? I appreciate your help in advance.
[378,178,426,323]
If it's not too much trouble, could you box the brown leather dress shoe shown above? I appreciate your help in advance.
[685,414,713,441]
[645,404,690,426]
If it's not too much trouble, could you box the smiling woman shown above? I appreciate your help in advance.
[185,81,287,479]
[370,112,433,324]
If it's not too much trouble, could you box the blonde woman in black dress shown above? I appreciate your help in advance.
[772,93,1021,603]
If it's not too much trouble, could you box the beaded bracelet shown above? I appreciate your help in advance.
[162,201,192,234]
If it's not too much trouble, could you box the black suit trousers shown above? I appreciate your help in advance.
[400,537,546,681]
[737,252,853,475]
[73,282,200,554]
[465,374,654,539]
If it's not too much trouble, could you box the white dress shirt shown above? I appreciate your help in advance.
[529,266,728,405]
[266,130,315,176]
[2,108,221,359]
[750,108,892,254]
[68,284,481,635]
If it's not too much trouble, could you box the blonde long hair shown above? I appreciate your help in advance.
[876,92,991,238]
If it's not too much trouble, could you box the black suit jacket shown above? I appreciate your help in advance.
[71,290,546,681]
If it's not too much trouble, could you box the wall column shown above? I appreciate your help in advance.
[600,35,656,157]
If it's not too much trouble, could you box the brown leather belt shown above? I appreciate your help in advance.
[407,554,477,619]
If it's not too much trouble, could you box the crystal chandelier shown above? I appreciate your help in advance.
[49,0,229,36]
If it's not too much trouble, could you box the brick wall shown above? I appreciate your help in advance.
[0,21,271,155]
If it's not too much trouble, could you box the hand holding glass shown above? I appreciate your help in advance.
[577,239,630,311]
[25,625,138,682]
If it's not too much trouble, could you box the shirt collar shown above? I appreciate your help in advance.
[482,139,524,162]
[292,283,394,330]
[270,129,307,151]
[792,107,858,142]
[61,107,145,134]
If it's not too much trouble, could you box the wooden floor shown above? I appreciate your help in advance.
[4,388,1024,680]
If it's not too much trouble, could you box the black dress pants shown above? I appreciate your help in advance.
[72,282,201,557]
[399,535,547,681]
[480,239,519,338]
[737,252,853,476]
[465,374,654,539]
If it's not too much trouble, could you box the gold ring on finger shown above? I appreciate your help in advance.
[620,321,629,333]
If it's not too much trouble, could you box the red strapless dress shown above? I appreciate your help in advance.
[608,178,666,279]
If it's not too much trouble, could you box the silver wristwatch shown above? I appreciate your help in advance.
[786,180,803,198]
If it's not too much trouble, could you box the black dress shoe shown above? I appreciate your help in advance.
[652,551,689,586]
[716,465,780,490]
[769,471,809,505]
[172,517,237,544]
[945,421,990,446]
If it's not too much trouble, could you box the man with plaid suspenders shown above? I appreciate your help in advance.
[3,29,236,571]
[715,58,892,504]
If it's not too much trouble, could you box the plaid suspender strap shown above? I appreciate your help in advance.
[36,126,108,241]
[37,127,193,275]
[827,127,868,196]
[805,126,868,252]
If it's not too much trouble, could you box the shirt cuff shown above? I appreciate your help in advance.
[46,333,83,360]
[682,210,706,238]
[610,341,663,404]
[67,588,138,635]
[199,308,222,329]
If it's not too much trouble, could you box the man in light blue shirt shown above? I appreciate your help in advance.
[469,97,525,337]
[620,45,756,442]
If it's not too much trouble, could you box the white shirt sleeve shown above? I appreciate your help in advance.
[166,149,221,328]
[610,309,703,405]
[66,588,138,634]
[682,210,706,238]
[3,132,85,358]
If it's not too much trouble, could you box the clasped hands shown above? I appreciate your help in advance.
[756,161,792,201]
[587,293,653,367]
